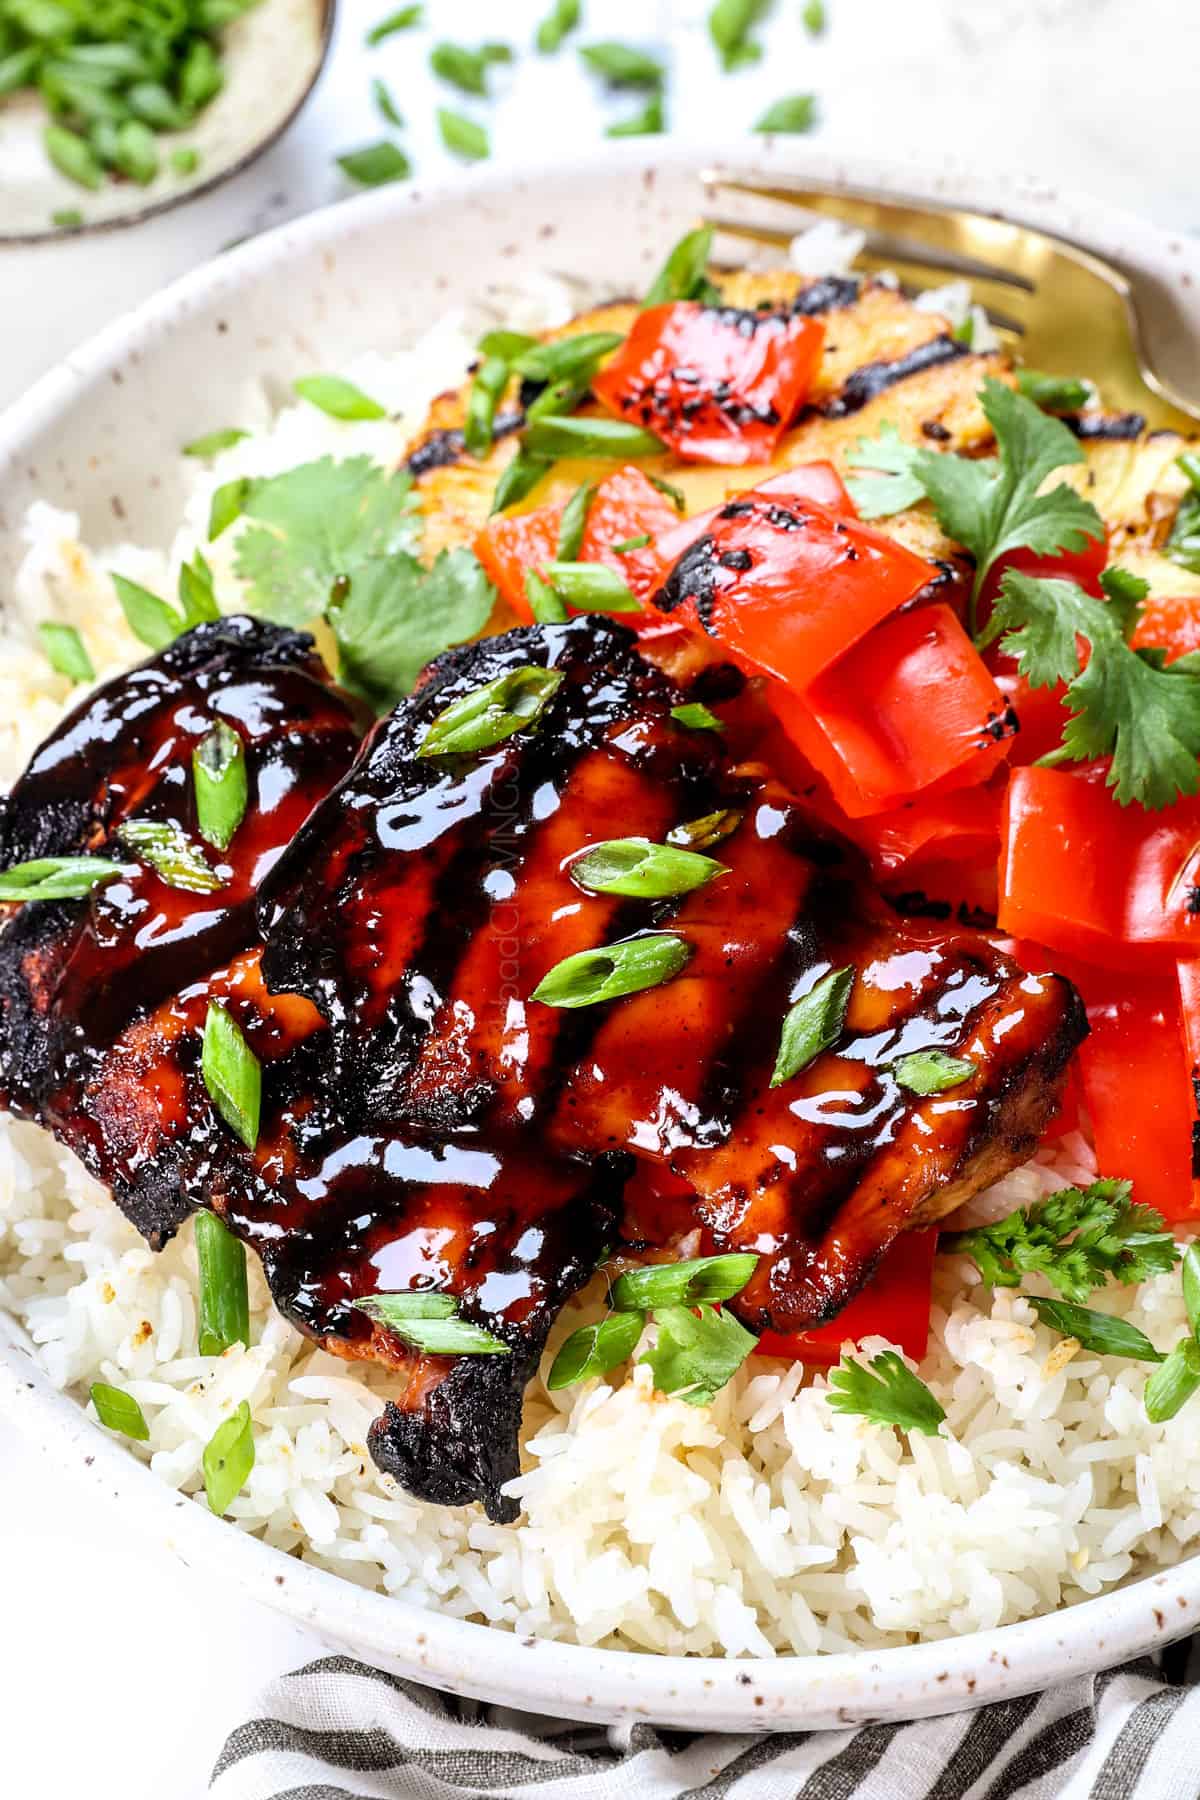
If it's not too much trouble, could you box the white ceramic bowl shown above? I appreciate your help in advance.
[2,143,1199,1732]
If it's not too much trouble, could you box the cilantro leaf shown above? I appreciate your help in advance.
[827,1350,946,1437]
[233,457,420,626]
[913,379,1103,617]
[1098,565,1149,639]
[844,422,925,519]
[639,1302,757,1406]
[942,1178,1179,1304]
[325,548,495,713]
[983,569,1200,808]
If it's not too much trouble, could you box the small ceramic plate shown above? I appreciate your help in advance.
[1,142,1199,1731]
[0,0,333,244]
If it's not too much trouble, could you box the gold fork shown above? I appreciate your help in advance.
[700,169,1200,436]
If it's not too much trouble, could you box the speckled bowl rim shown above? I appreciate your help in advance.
[2,141,1199,1732]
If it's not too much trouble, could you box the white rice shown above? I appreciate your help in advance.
[3,275,1199,1660]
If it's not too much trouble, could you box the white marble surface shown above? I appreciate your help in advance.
[0,2,1197,1794]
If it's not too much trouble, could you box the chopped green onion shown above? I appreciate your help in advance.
[0,856,121,904]
[38,621,93,682]
[490,447,552,515]
[170,147,200,176]
[670,701,722,730]
[531,932,692,1009]
[611,1252,758,1311]
[90,1381,149,1441]
[643,227,719,307]
[667,808,744,850]
[478,328,538,362]
[465,355,510,460]
[112,573,183,650]
[418,666,563,758]
[437,106,489,161]
[579,41,665,86]
[177,551,220,626]
[125,80,185,129]
[293,375,387,422]
[612,532,652,553]
[541,560,640,613]
[194,1210,250,1356]
[201,1001,261,1150]
[203,1401,255,1514]
[183,427,249,459]
[536,0,581,54]
[1015,370,1091,412]
[607,92,665,137]
[366,5,423,45]
[44,123,103,190]
[430,40,510,96]
[178,39,222,111]
[524,417,665,460]
[1183,1242,1200,1339]
[371,77,404,128]
[1145,1339,1200,1423]
[524,570,569,623]
[351,1291,510,1354]
[802,0,826,33]
[524,376,589,423]
[754,94,818,134]
[112,118,158,185]
[120,819,221,892]
[892,1049,975,1095]
[547,1309,645,1388]
[557,482,597,561]
[512,331,625,386]
[569,837,727,900]
[648,472,687,512]
[708,0,770,71]
[1027,1295,1164,1362]
[336,141,411,187]
[50,207,84,228]
[192,720,248,853]
[207,477,252,543]
[771,965,854,1088]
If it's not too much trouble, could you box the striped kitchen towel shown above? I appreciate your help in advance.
[211,1646,1200,1800]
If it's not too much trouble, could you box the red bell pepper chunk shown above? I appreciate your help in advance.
[1000,764,1200,968]
[1132,593,1200,664]
[652,486,934,691]
[474,464,681,623]
[757,1230,936,1366]
[592,301,825,466]
[768,602,1016,817]
[846,776,1006,877]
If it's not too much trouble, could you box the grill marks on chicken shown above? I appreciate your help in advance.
[0,615,1086,1520]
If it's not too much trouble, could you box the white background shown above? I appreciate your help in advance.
[1,0,1197,1793]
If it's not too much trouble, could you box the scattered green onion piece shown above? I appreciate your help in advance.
[548,1310,645,1388]
[611,1252,758,1311]
[612,532,652,553]
[170,147,200,176]
[90,1381,150,1441]
[112,118,158,185]
[579,41,665,87]
[670,701,721,730]
[207,477,251,542]
[194,1210,250,1356]
[524,417,665,461]
[536,0,581,54]
[418,666,563,758]
[648,472,687,512]
[371,76,404,128]
[490,448,552,515]
[38,621,93,682]
[177,551,220,625]
[124,81,185,129]
[524,570,569,623]
[44,123,103,190]
[891,1049,975,1095]
[607,92,665,137]
[465,355,510,460]
[201,1000,261,1150]
[429,40,508,96]
[179,39,222,111]
[666,808,744,850]
[1027,1295,1165,1363]
[531,932,692,1009]
[0,856,121,904]
[1183,1242,1200,1339]
[112,573,183,650]
[120,819,221,892]
[183,427,248,459]
[512,331,625,386]
[524,376,588,422]
[437,106,489,161]
[569,837,727,900]
[1145,1339,1200,1423]
[478,328,538,361]
[50,207,84,228]
[643,226,719,307]
[192,720,248,853]
[541,560,639,613]
[802,0,826,33]
[351,1291,510,1354]
[708,0,770,71]
[771,965,854,1088]
[556,482,597,561]
[293,375,387,422]
[366,5,423,45]
[754,94,818,134]
[203,1401,255,1514]
[1016,369,1091,412]
[336,141,411,187]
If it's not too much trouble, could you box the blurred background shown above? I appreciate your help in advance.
[2,0,1196,407]
[0,1,1196,1794]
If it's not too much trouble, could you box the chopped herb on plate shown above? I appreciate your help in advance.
[337,141,411,187]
